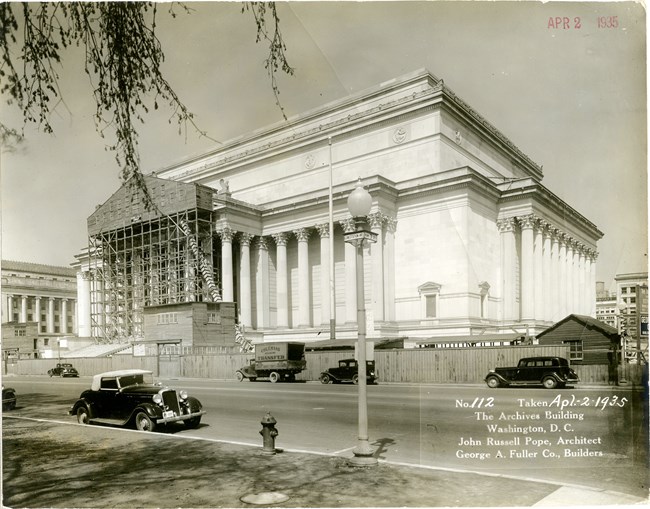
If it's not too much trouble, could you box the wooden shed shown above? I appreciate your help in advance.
[536,314,619,365]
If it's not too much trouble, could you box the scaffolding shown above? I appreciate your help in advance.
[87,177,221,342]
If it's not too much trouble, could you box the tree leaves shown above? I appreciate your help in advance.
[0,2,293,208]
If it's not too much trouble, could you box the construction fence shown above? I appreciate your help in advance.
[7,345,647,385]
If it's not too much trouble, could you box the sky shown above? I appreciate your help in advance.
[0,1,647,293]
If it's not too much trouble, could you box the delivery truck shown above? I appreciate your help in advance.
[235,342,306,383]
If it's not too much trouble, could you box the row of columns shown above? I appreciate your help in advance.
[498,215,597,323]
[217,212,397,329]
[4,294,75,334]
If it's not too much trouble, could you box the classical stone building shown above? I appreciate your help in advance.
[1,260,78,357]
[81,69,602,345]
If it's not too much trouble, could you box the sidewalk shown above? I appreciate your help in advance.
[3,416,647,508]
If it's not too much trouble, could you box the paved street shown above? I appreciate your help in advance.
[3,376,648,499]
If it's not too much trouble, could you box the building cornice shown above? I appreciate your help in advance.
[498,182,604,240]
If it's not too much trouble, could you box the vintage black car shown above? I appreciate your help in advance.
[48,363,79,377]
[2,386,16,411]
[484,356,579,389]
[69,369,205,432]
[319,359,377,384]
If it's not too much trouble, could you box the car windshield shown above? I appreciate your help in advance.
[118,373,153,388]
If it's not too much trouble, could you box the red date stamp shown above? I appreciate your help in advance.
[597,16,619,28]
[547,16,582,29]
[547,16,620,29]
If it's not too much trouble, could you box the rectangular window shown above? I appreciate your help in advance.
[425,295,437,318]
[157,312,178,325]
[564,340,583,361]
[207,312,221,324]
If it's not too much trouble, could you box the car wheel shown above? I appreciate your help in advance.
[235,371,244,382]
[184,417,201,429]
[486,376,500,389]
[135,411,156,432]
[269,372,280,383]
[76,407,90,425]
[542,377,558,389]
[352,374,359,385]
[48,372,53,377]
[320,373,331,384]
[3,396,16,411]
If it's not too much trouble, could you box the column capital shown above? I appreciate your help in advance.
[239,232,254,246]
[217,225,236,242]
[293,227,311,242]
[518,214,536,230]
[384,216,398,233]
[256,236,269,251]
[496,217,517,233]
[339,218,356,234]
[367,211,384,230]
[315,223,330,238]
[272,232,289,246]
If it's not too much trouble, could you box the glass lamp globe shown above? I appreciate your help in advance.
[347,179,372,218]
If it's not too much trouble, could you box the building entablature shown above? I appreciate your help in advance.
[498,180,603,242]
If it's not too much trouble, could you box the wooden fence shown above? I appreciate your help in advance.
[7,345,646,385]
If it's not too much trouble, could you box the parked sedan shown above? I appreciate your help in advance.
[319,359,377,384]
[2,386,16,411]
[484,356,579,389]
[48,363,79,377]
[69,369,205,432]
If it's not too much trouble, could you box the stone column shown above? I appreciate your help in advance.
[255,237,270,329]
[20,295,28,323]
[294,228,311,328]
[585,252,593,316]
[316,224,331,327]
[533,219,544,323]
[520,215,535,321]
[497,218,517,321]
[368,212,385,323]
[565,238,574,316]
[573,243,580,313]
[542,224,552,322]
[3,295,13,323]
[559,235,568,318]
[578,246,586,315]
[34,297,42,333]
[61,299,68,334]
[589,250,598,318]
[550,231,560,321]
[218,226,235,302]
[384,216,397,322]
[47,297,55,333]
[239,233,254,327]
[273,233,289,328]
[340,219,357,324]
[77,271,92,337]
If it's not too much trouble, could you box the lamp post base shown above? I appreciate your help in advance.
[349,441,378,467]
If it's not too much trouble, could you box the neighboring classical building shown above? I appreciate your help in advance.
[80,69,603,345]
[1,260,78,358]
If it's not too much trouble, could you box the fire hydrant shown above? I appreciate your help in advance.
[260,412,278,455]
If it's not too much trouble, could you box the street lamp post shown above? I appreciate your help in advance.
[344,178,378,467]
